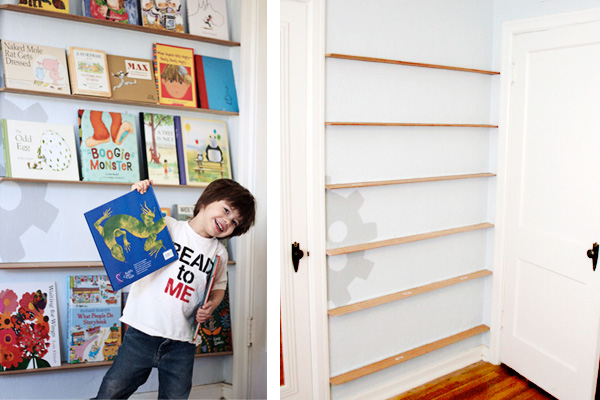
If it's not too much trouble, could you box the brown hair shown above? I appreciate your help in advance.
[193,179,256,237]
[161,64,193,84]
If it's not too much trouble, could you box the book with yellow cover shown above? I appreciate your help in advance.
[152,43,197,108]
[17,0,69,14]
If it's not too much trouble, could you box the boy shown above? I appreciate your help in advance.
[94,178,255,399]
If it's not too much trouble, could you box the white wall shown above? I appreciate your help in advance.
[0,1,254,398]
[325,1,496,398]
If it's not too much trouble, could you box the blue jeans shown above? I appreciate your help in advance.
[94,326,196,399]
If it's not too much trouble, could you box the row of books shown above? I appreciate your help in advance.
[0,277,232,371]
[0,39,239,112]
[0,111,232,186]
[15,0,230,41]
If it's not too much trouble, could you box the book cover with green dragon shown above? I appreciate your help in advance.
[84,186,178,291]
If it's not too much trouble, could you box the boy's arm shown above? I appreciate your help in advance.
[195,289,225,324]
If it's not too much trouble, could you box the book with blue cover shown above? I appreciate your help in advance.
[66,275,122,364]
[84,186,178,291]
[194,55,238,112]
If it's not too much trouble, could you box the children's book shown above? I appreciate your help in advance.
[0,282,61,372]
[140,0,183,32]
[107,55,157,104]
[0,40,71,94]
[153,43,197,108]
[17,0,69,14]
[192,255,219,342]
[78,109,141,183]
[1,119,80,181]
[82,0,140,24]
[195,55,238,112]
[66,275,122,364]
[195,281,233,354]
[173,115,186,184]
[84,185,179,291]
[139,113,180,184]
[178,116,232,186]
[68,47,112,97]
[173,203,194,221]
[187,0,229,41]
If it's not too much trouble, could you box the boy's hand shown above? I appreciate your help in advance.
[196,300,216,324]
[131,179,153,194]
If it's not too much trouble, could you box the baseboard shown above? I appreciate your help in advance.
[345,345,487,400]
[130,382,232,400]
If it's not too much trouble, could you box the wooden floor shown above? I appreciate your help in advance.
[389,361,557,400]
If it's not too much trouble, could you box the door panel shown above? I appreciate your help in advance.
[501,17,600,400]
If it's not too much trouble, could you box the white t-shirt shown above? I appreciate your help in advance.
[121,216,228,343]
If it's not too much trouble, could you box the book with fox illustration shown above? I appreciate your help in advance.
[66,275,122,364]
[84,186,178,291]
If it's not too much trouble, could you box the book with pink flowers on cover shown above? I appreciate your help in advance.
[0,282,61,372]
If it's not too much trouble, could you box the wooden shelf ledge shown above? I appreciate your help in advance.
[328,270,492,317]
[326,53,500,75]
[0,351,233,375]
[325,173,496,190]
[0,88,239,116]
[0,261,236,269]
[0,5,240,46]
[0,176,201,188]
[329,324,490,385]
[327,223,494,256]
[325,122,498,128]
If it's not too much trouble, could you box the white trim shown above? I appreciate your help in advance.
[490,5,600,366]
[131,383,232,400]
[343,346,487,400]
[233,1,264,398]
[306,0,330,399]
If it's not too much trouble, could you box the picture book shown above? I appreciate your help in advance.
[140,113,181,184]
[84,185,179,291]
[68,47,112,97]
[195,55,238,112]
[17,0,69,14]
[0,282,61,372]
[173,204,194,221]
[179,116,232,186]
[187,0,229,41]
[1,119,80,181]
[66,275,122,364]
[153,43,197,108]
[78,109,141,183]
[0,40,71,94]
[82,0,140,25]
[107,55,157,104]
[192,255,219,342]
[195,281,233,354]
[140,0,183,32]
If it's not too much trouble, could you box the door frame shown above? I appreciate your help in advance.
[279,0,330,398]
[489,6,600,365]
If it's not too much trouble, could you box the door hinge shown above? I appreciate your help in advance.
[247,317,254,347]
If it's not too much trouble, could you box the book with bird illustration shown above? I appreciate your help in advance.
[65,275,122,364]
[84,186,178,291]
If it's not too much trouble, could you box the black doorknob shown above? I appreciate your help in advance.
[587,242,598,271]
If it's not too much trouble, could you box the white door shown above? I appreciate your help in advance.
[500,13,600,400]
[280,1,314,398]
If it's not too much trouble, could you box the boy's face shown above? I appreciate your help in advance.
[197,200,240,239]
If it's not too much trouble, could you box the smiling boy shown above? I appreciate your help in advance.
[94,178,255,400]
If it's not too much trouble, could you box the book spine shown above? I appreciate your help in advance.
[195,55,209,109]
[66,276,73,363]
[174,116,186,185]
[152,43,160,103]
[139,112,149,180]
[1,119,11,177]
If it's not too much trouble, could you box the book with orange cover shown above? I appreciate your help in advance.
[152,43,197,108]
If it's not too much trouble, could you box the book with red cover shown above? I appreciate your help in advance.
[192,255,219,341]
